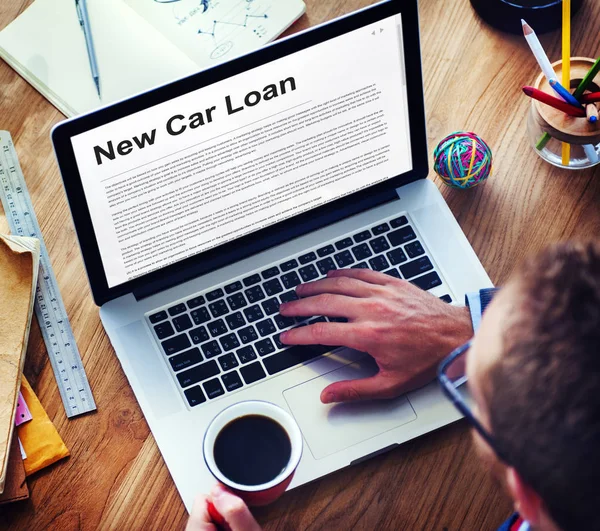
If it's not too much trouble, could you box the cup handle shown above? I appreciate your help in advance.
[207,500,232,531]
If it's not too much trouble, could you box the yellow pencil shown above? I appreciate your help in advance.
[562,0,571,166]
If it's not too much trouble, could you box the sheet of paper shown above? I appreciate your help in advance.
[124,0,305,67]
[0,0,198,116]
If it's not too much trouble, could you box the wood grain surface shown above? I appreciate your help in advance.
[1,0,599,529]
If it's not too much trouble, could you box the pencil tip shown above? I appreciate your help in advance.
[522,20,532,34]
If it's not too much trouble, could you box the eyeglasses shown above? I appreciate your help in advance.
[437,340,509,464]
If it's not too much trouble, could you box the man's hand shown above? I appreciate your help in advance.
[279,269,473,404]
[186,485,261,531]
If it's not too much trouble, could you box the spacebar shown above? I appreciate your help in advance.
[263,344,337,375]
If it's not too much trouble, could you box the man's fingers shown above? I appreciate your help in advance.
[281,321,362,350]
[210,485,262,531]
[186,494,216,531]
[296,275,383,299]
[327,268,395,285]
[280,293,361,319]
[320,373,405,404]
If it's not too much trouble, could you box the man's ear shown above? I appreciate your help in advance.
[505,467,542,526]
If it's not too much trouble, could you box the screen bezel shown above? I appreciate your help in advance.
[51,0,427,306]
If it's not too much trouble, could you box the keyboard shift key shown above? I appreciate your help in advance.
[153,321,174,339]
[191,307,211,325]
[390,215,408,228]
[299,264,319,282]
[222,371,243,392]
[280,259,298,271]
[240,362,266,384]
[173,314,193,332]
[189,326,209,344]
[201,340,222,358]
[167,303,186,317]
[218,352,239,371]
[206,288,224,301]
[177,359,220,387]
[411,271,442,291]
[184,386,206,407]
[316,257,336,275]
[388,226,417,246]
[186,296,205,309]
[149,310,168,324]
[203,378,225,399]
[237,345,257,364]
[405,240,425,258]
[262,297,280,315]
[169,347,203,372]
[400,257,434,279]
[162,334,191,356]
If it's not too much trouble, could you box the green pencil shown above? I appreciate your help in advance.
[573,57,600,100]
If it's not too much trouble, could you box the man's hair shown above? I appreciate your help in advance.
[488,241,600,531]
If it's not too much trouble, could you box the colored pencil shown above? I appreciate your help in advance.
[573,57,600,100]
[549,79,581,108]
[522,86,586,117]
[561,0,571,165]
[521,20,558,84]
[586,103,599,123]
[581,92,600,104]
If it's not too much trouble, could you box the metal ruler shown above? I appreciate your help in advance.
[0,131,96,418]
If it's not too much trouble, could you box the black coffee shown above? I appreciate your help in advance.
[213,414,292,486]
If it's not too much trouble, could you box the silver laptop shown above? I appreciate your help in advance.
[52,0,491,511]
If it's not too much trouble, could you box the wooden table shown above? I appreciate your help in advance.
[1,0,599,529]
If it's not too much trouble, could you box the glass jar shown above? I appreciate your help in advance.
[527,58,600,170]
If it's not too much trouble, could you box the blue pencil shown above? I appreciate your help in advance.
[549,79,582,107]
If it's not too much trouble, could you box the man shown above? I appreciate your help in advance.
[187,241,600,531]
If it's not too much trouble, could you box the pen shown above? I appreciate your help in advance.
[75,0,101,98]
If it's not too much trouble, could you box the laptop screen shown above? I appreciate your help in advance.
[69,12,412,290]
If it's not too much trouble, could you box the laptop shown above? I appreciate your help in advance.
[51,0,492,511]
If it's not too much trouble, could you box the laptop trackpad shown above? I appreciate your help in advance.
[283,356,417,460]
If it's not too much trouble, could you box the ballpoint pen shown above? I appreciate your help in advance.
[75,0,101,98]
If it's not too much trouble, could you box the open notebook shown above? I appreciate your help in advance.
[0,0,305,117]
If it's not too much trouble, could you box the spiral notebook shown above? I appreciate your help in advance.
[0,0,305,117]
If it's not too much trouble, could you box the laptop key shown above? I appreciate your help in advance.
[351,243,372,261]
[388,226,417,246]
[273,333,285,350]
[238,325,258,344]
[153,321,174,340]
[405,240,425,258]
[400,257,434,279]
[383,268,402,279]
[298,252,316,264]
[411,271,442,291]
[316,257,336,275]
[191,307,211,325]
[203,378,225,399]
[189,326,209,344]
[177,359,220,388]
[240,362,266,384]
[222,371,243,392]
[218,353,239,371]
[206,288,224,302]
[173,314,193,333]
[186,296,205,309]
[308,316,327,325]
[334,250,355,268]
[280,291,299,303]
[243,274,261,287]
[201,340,222,359]
[245,285,266,303]
[255,338,276,357]
[262,297,280,315]
[236,345,257,364]
[256,318,276,337]
[334,237,353,250]
[167,303,186,317]
[353,230,371,243]
[169,347,203,372]
[281,271,301,289]
[209,299,228,318]
[372,222,390,235]
[244,304,264,322]
[280,259,298,271]
[263,344,334,375]
[219,333,240,352]
[208,319,228,338]
[162,334,191,356]
[261,266,280,279]
[369,255,390,272]
[328,317,348,323]
[351,262,369,269]
[184,386,206,407]
[149,310,168,324]
[370,236,390,254]
[227,292,247,311]
[225,311,246,330]
[440,294,453,304]
[387,248,408,265]
[274,314,295,330]
[224,281,243,294]
[317,245,335,257]
[390,215,408,228]
[298,264,319,282]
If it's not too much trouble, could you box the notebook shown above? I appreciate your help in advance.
[0,0,305,117]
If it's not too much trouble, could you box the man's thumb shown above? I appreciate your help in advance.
[320,374,401,404]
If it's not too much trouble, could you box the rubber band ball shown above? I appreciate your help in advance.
[433,132,493,189]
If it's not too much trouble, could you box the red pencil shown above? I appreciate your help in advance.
[522,86,586,117]
[581,92,600,104]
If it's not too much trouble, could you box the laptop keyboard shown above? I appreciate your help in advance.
[146,214,452,409]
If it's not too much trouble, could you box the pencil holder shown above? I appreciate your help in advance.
[527,57,600,169]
